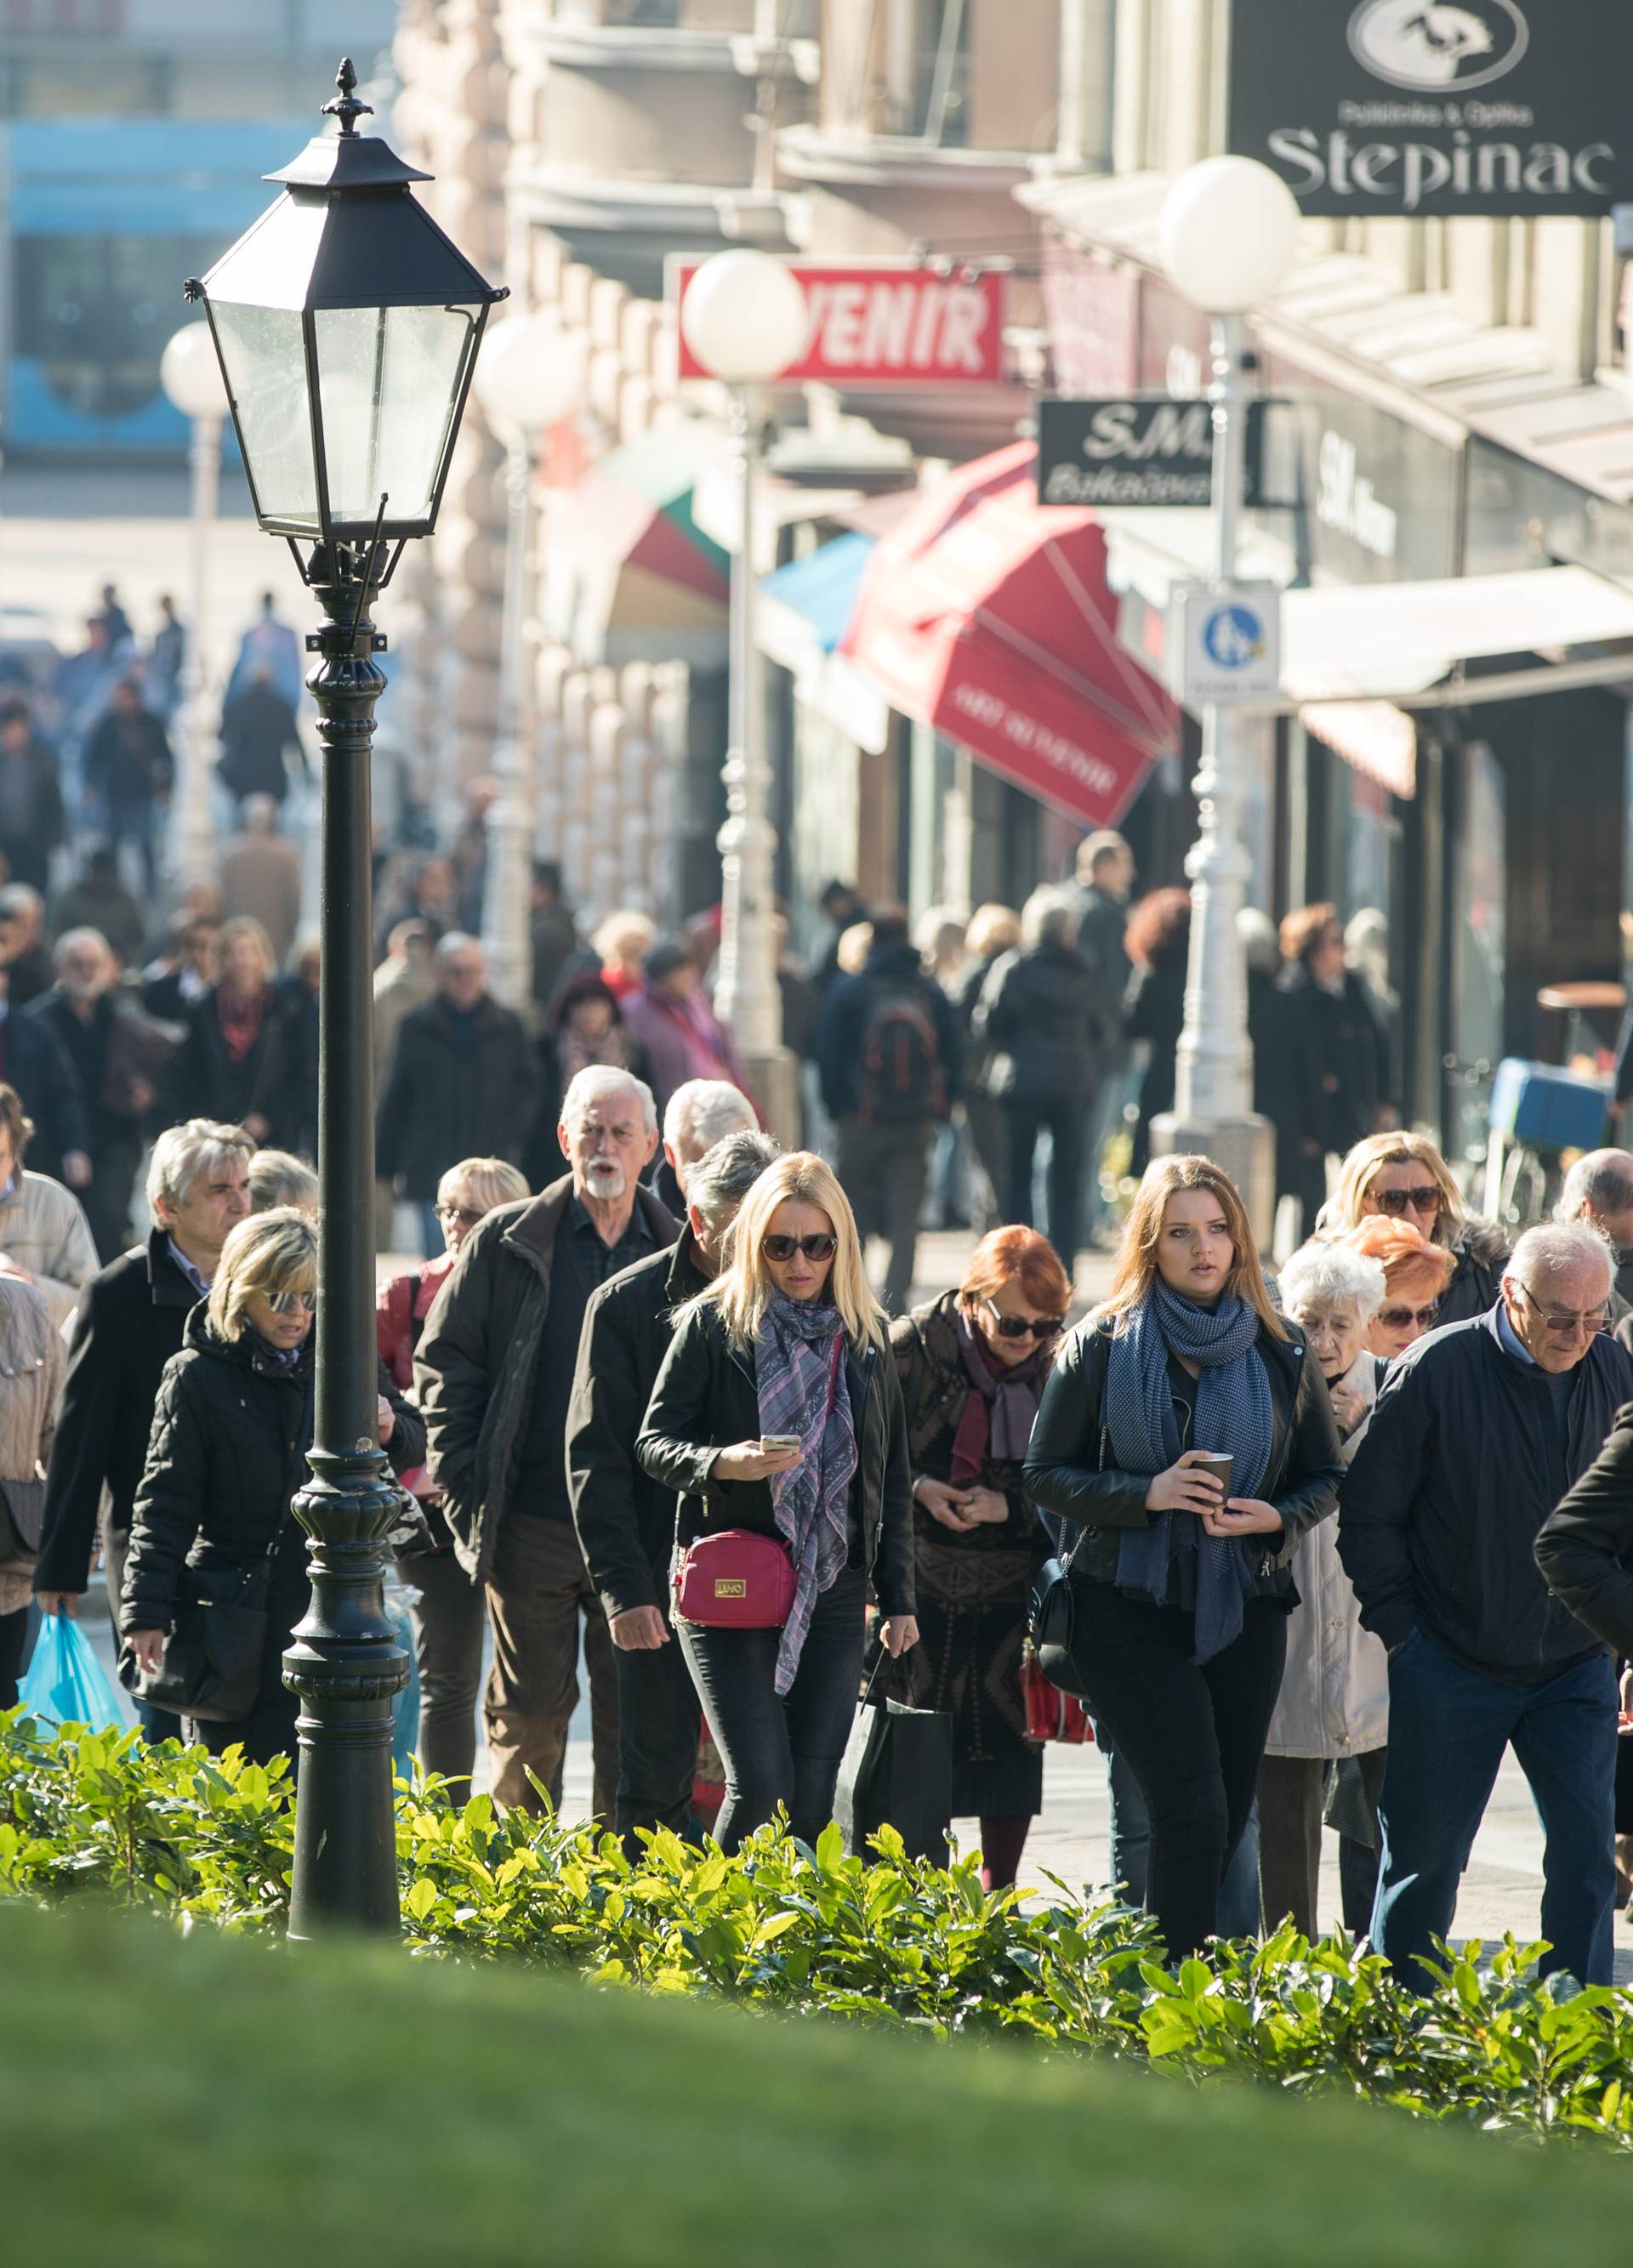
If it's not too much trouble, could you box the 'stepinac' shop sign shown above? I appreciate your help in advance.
[1228,0,1633,217]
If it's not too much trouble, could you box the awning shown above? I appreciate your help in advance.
[1300,701,1417,800]
[543,423,731,668]
[759,534,891,755]
[839,441,1179,827]
[1281,566,1633,702]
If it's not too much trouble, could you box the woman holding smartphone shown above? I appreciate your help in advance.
[638,1151,918,1852]
[1025,1154,1344,1957]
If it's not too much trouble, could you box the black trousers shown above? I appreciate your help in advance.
[397,1547,485,1787]
[677,1565,867,1855]
[613,1619,701,1849]
[0,1601,28,1708]
[1004,1094,1089,1273]
[1072,1584,1286,1958]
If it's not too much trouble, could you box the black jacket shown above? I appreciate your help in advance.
[1339,1305,1633,1679]
[34,1230,194,1590]
[814,939,961,1123]
[976,940,1102,1102]
[1437,1219,1510,1327]
[566,1230,708,1622]
[83,705,173,807]
[635,1300,916,1618]
[1,1002,89,1179]
[1023,1311,1345,1600]
[1272,965,1383,1158]
[1124,958,1186,1162]
[1073,883,1133,1067]
[165,983,305,1149]
[1534,1401,1633,1657]
[216,683,306,804]
[119,1307,425,1635]
[417,1177,678,1580]
[378,992,538,1199]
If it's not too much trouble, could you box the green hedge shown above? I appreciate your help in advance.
[3,1710,1632,2153]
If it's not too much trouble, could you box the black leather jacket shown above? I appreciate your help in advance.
[636,1300,916,1617]
[1023,1310,1345,1600]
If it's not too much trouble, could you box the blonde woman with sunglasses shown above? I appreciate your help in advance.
[122,1208,425,1765]
[1321,1132,1508,1327]
[638,1151,918,1852]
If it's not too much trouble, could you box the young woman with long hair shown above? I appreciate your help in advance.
[1321,1130,1507,1326]
[1025,1155,1345,1956]
[638,1151,918,1852]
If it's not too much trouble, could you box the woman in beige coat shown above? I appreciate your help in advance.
[1258,1240,1389,1939]
[0,1261,65,1703]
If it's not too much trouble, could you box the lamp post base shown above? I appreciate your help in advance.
[737,1044,801,1150]
[1148,1110,1277,1253]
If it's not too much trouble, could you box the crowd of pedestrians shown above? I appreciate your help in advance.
[8,583,1633,1982]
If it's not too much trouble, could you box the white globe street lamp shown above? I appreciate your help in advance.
[679,251,809,1137]
[160,322,230,884]
[471,312,587,1010]
[1151,157,1300,1239]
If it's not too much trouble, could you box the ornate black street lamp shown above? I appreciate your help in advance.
[185,59,504,1935]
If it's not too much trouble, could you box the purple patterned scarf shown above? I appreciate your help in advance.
[755,1293,857,1695]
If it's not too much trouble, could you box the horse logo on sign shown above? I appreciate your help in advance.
[1347,0,1529,91]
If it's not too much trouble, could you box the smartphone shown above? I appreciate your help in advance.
[760,1434,801,1454]
[1192,1452,1233,1500]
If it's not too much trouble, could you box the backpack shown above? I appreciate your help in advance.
[856,982,946,1125]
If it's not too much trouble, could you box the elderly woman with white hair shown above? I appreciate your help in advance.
[975,884,1101,1273]
[1259,1236,1391,1940]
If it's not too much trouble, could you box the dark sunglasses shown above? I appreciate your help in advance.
[762,1232,838,1265]
[1378,1301,1440,1331]
[982,1297,1067,1343]
[1373,1185,1441,1218]
[265,1290,317,1316]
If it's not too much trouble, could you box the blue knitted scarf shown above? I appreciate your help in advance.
[1105,1282,1273,1663]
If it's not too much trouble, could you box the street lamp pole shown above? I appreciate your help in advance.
[679,250,811,1141]
[185,57,504,1934]
[160,324,227,886]
[1151,156,1300,1240]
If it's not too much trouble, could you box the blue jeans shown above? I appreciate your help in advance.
[1373,1630,1619,1991]
[1106,1741,1262,1938]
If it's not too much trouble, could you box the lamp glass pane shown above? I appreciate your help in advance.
[208,303,319,529]
[313,302,481,527]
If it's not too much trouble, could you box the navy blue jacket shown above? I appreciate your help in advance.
[814,940,961,1123]
[1339,1303,1633,1680]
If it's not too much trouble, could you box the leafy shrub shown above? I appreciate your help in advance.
[3,1708,1631,2149]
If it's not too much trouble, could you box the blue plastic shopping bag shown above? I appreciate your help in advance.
[19,1613,133,1734]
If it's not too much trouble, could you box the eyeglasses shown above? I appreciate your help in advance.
[1373,1185,1441,1219]
[435,1202,483,1226]
[1378,1302,1441,1332]
[762,1233,838,1265]
[265,1290,316,1316]
[1514,1281,1611,1338]
[981,1297,1067,1343]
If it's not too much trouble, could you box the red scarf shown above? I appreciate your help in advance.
[218,983,268,1065]
[947,1313,1051,1486]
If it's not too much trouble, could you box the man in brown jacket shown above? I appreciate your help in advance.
[416,1066,673,1816]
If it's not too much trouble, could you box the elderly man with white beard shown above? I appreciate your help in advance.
[418,1066,674,1816]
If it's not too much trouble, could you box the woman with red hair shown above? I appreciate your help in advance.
[889,1225,1073,1889]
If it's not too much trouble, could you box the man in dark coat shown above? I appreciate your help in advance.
[816,907,960,1314]
[417,1066,673,1820]
[1554,1148,1633,1328]
[1071,831,1135,1245]
[1274,903,1384,1237]
[82,677,172,892]
[1340,1222,1633,1990]
[976,887,1101,1272]
[26,927,156,1260]
[32,1119,254,1736]
[378,934,538,1254]
[216,666,309,812]
[0,700,64,893]
[0,946,90,1190]
[567,1128,780,1848]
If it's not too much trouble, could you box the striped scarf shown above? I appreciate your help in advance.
[755,1295,856,1696]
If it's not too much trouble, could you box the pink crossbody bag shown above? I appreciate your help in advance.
[672,1337,845,1629]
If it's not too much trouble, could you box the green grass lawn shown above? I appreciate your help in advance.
[0,1901,1624,2268]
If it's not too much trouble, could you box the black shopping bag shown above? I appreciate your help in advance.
[834,1692,953,1865]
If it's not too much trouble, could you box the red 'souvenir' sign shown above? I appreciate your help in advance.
[671,260,1006,386]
